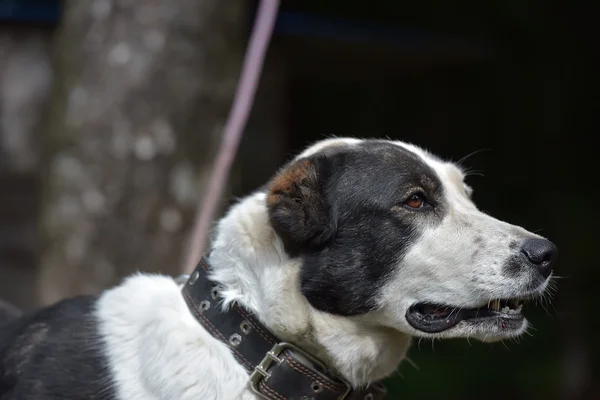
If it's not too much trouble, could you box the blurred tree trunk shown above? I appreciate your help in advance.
[39,0,248,305]
[0,26,53,310]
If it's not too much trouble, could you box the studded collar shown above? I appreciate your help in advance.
[181,258,388,400]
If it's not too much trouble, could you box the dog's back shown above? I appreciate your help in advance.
[0,296,117,399]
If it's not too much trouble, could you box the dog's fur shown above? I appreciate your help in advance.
[0,138,555,399]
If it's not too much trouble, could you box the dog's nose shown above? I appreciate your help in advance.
[520,238,557,279]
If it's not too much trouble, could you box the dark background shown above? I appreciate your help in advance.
[1,1,598,399]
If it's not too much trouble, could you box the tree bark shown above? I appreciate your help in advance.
[0,26,53,310]
[39,0,247,305]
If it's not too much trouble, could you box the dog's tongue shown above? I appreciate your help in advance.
[422,305,452,318]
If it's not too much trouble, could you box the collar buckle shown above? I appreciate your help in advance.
[249,342,352,400]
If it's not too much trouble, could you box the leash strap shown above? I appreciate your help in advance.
[181,258,387,400]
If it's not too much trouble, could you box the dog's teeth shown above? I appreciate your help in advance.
[498,301,523,314]
[490,300,500,311]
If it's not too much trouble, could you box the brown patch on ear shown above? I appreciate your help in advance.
[267,159,313,207]
[267,157,334,254]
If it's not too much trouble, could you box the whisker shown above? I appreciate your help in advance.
[391,367,405,379]
[456,148,492,166]
[524,331,533,338]
[463,170,486,178]
[404,357,420,371]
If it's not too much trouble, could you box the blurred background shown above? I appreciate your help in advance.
[0,1,597,399]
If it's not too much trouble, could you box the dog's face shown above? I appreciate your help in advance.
[267,138,557,342]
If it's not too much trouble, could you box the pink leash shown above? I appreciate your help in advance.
[184,0,280,272]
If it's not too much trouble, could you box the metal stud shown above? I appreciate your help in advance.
[240,320,252,335]
[311,381,323,393]
[364,394,374,400]
[210,286,219,300]
[229,333,242,347]
[200,300,210,311]
[188,271,199,285]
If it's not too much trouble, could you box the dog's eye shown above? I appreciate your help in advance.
[405,193,426,209]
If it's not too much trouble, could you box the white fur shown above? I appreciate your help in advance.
[96,137,550,399]
[97,275,253,400]
[380,141,548,341]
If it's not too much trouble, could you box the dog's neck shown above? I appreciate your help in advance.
[206,192,411,387]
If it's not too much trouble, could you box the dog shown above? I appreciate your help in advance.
[0,137,557,399]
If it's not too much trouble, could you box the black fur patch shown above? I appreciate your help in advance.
[268,140,447,315]
[267,159,336,254]
[0,296,116,400]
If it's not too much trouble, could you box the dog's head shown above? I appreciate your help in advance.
[266,138,557,342]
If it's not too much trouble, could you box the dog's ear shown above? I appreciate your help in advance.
[267,157,335,254]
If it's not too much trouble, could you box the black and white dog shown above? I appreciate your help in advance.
[0,138,557,399]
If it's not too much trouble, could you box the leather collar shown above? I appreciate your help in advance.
[181,258,387,400]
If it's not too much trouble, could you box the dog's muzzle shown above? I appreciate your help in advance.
[180,258,388,400]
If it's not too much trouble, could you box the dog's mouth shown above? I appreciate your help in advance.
[406,298,526,333]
